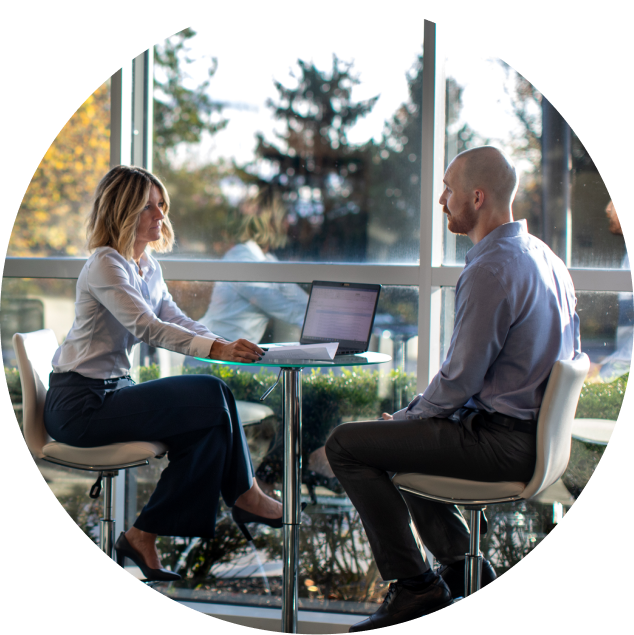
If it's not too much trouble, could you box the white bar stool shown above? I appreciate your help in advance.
[13,329,167,560]
[393,354,590,598]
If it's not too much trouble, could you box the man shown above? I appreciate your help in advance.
[326,146,581,631]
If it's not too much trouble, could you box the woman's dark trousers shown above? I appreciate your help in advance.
[45,372,254,538]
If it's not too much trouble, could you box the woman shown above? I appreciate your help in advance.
[44,165,282,581]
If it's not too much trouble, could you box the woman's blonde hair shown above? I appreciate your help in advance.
[237,191,288,251]
[87,165,174,259]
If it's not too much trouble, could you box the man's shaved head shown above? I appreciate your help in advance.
[450,146,518,207]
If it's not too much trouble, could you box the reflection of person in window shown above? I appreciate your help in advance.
[199,193,308,342]
[595,200,632,382]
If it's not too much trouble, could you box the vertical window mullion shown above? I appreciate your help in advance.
[132,48,154,170]
[417,20,446,395]
[109,66,132,168]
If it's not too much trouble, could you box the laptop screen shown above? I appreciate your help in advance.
[300,281,381,353]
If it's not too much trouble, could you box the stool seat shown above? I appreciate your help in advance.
[236,400,275,426]
[393,473,527,505]
[42,440,168,470]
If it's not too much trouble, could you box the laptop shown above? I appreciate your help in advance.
[298,280,382,356]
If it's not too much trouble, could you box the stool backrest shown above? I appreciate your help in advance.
[522,353,590,500]
[12,329,60,458]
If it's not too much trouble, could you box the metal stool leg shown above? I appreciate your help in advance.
[100,470,118,559]
[465,508,483,596]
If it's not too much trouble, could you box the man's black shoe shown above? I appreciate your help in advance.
[349,576,452,632]
[437,558,496,599]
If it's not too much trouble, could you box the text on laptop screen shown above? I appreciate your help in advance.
[302,286,379,343]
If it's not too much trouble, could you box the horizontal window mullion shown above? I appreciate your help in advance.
[430,265,632,293]
[4,257,632,292]
[159,261,421,284]
[3,257,420,285]
[568,268,632,293]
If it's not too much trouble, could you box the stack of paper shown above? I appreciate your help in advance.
[260,342,339,362]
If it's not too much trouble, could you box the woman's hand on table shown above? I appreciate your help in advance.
[209,338,265,363]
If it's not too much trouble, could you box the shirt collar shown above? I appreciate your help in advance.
[465,220,528,265]
[134,250,156,279]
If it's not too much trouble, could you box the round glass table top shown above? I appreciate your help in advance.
[194,350,391,369]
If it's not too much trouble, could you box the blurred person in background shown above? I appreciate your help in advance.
[199,191,308,342]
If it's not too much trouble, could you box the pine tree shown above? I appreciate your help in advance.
[247,56,378,261]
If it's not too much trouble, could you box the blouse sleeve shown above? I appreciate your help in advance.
[86,252,217,359]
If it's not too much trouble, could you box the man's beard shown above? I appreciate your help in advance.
[445,202,477,236]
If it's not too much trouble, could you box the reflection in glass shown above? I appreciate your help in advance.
[1,278,76,366]
[441,287,632,385]
[197,193,309,342]
[119,282,419,612]
[152,29,426,264]
[6,276,627,610]
[442,55,623,270]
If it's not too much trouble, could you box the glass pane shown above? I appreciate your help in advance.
[440,287,631,398]
[439,285,628,531]
[442,55,625,269]
[8,80,110,258]
[152,27,425,263]
[1,278,76,366]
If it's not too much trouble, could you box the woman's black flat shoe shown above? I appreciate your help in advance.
[114,532,181,582]
[231,503,307,541]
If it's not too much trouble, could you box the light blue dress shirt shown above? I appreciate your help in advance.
[52,247,219,379]
[394,220,581,422]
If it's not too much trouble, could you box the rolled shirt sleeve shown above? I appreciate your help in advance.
[52,247,221,378]
[87,255,217,358]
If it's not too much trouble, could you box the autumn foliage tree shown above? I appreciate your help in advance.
[9,28,231,259]
[9,81,110,257]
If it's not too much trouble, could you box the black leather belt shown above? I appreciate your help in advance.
[483,411,537,435]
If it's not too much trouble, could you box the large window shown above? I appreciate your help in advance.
[3,19,630,622]
[152,28,425,264]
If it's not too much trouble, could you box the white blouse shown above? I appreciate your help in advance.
[52,247,219,379]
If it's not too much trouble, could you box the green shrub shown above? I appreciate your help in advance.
[4,367,22,405]
[179,364,417,441]
[575,373,628,420]
[5,365,628,424]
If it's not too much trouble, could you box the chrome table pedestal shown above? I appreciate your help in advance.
[195,352,391,633]
[282,368,302,633]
